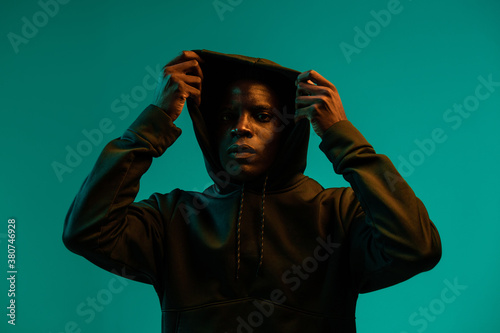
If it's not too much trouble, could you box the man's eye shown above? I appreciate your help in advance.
[256,113,273,122]
[220,112,234,121]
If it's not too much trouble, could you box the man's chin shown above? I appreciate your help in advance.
[227,165,265,184]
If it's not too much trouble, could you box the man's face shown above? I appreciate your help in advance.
[215,79,284,183]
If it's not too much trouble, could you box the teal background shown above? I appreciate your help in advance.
[2,0,499,332]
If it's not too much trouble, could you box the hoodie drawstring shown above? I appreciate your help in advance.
[235,174,268,280]
[256,175,268,275]
[236,183,245,280]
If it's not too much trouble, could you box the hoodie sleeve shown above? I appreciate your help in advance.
[319,120,441,294]
[63,104,182,286]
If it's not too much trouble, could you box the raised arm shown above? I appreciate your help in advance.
[295,70,441,293]
[63,51,204,285]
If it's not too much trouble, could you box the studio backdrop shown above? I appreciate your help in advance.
[2,0,499,332]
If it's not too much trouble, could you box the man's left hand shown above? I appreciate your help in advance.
[295,70,347,138]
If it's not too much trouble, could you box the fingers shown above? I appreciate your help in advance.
[179,73,202,90]
[158,51,204,108]
[167,73,202,105]
[181,74,202,105]
[296,82,329,98]
[296,70,334,89]
[165,50,204,68]
[295,70,337,99]
[295,69,337,113]
[295,93,326,109]
[293,70,347,138]
[152,51,206,118]
[166,72,202,91]
[164,59,204,80]
[162,51,204,87]
[178,80,202,106]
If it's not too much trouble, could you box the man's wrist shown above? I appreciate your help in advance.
[151,103,178,122]
[319,120,373,173]
[123,104,182,156]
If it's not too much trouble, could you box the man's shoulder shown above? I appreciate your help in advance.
[277,175,352,200]
[143,188,203,204]
[301,175,351,192]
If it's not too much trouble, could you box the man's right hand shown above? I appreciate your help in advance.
[153,50,204,122]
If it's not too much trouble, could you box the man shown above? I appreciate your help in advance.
[63,49,441,332]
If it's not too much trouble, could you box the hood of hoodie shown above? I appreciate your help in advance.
[186,49,310,194]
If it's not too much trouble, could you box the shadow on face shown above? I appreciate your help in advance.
[214,79,286,183]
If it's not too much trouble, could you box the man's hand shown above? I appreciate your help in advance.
[295,70,347,138]
[153,50,204,122]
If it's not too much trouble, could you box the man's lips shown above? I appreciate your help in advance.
[227,144,256,156]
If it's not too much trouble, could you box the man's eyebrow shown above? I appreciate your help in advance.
[250,105,274,111]
[217,104,233,111]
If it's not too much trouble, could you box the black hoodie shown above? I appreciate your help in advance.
[63,49,441,332]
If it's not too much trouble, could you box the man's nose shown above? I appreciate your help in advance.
[231,113,253,138]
